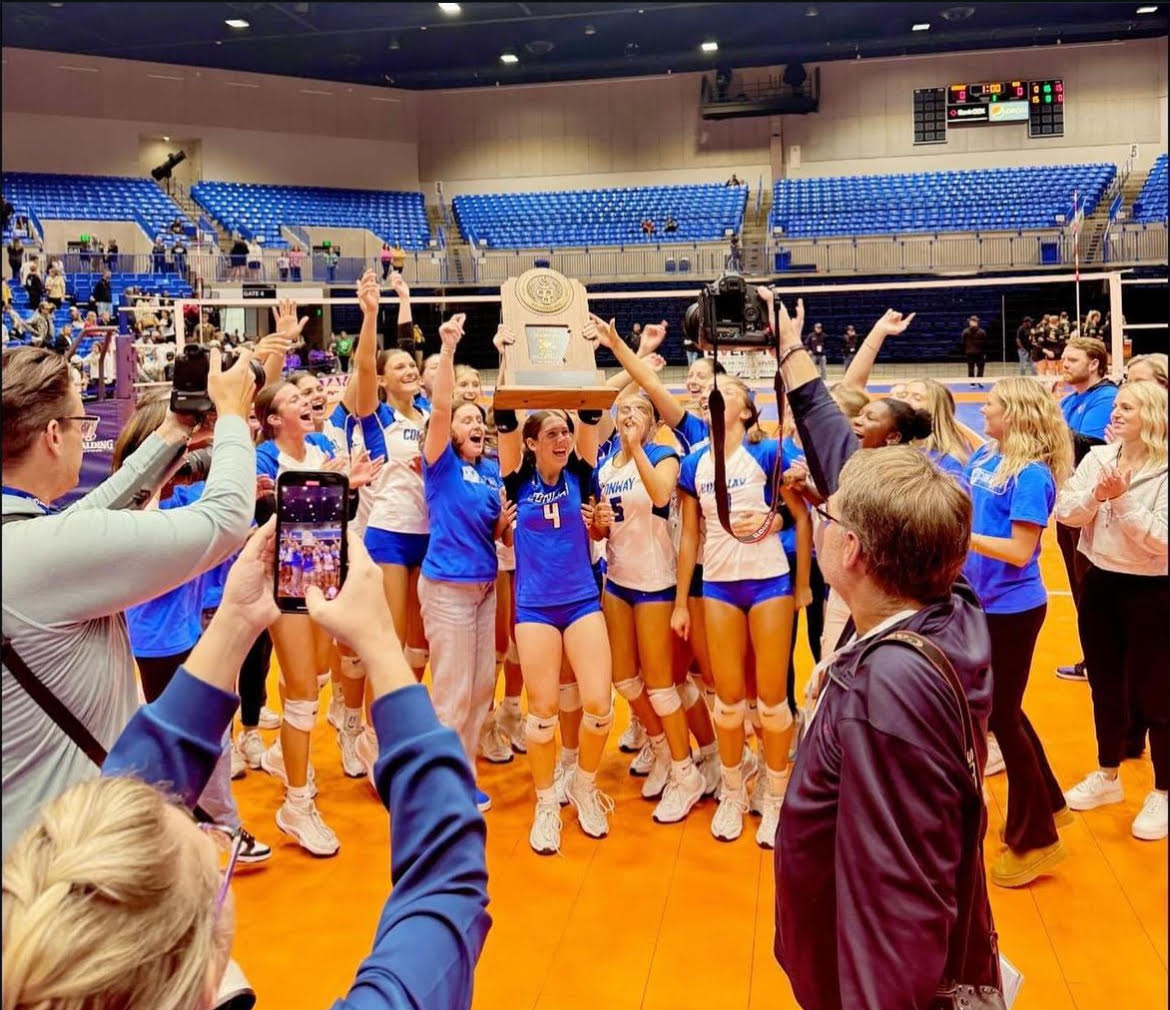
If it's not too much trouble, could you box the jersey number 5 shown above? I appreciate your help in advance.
[608,496,625,523]
[543,502,561,529]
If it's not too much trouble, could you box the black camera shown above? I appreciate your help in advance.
[170,344,266,415]
[683,271,773,351]
[173,447,213,484]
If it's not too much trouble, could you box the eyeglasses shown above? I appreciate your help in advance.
[812,503,842,529]
[58,415,100,439]
[198,822,246,921]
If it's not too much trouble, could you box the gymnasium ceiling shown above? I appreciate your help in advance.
[2,2,1166,90]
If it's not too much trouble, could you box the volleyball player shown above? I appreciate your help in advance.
[965,378,1074,887]
[495,373,614,854]
[903,378,978,477]
[674,374,813,848]
[352,270,432,682]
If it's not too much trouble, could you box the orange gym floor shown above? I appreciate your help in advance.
[229,518,1168,1010]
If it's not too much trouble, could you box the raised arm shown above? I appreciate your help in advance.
[492,325,523,476]
[354,269,382,419]
[423,313,466,466]
[841,309,917,392]
[586,314,685,429]
[257,298,305,386]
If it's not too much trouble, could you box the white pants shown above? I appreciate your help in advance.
[820,588,852,663]
[418,574,498,772]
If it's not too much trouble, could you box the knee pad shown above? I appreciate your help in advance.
[404,647,430,670]
[340,656,364,680]
[746,698,762,731]
[713,697,746,732]
[525,712,557,745]
[647,685,683,718]
[558,681,582,713]
[678,678,701,710]
[283,698,318,732]
[758,699,795,734]
[614,677,644,702]
[581,706,614,736]
[505,640,520,665]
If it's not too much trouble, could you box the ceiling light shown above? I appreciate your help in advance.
[701,40,718,52]
[584,24,596,35]
[225,18,250,29]
[500,52,519,64]
[804,5,818,15]
[1136,5,1158,12]
[912,22,930,30]
[163,135,170,142]
[437,2,461,13]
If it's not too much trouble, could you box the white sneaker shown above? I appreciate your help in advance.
[653,762,705,824]
[985,733,1005,776]
[567,776,614,839]
[259,740,317,798]
[1132,791,1169,841]
[237,729,265,769]
[698,753,722,798]
[275,798,340,857]
[755,776,788,850]
[230,744,246,780]
[478,716,514,764]
[529,800,563,855]
[1064,770,1124,811]
[619,714,647,754]
[711,783,749,842]
[258,706,282,730]
[338,727,365,778]
[236,828,272,865]
[497,703,526,753]
[628,738,656,777]
[326,691,345,731]
[641,737,671,800]
[553,761,573,806]
[746,755,764,816]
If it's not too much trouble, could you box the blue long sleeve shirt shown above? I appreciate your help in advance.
[103,671,490,1010]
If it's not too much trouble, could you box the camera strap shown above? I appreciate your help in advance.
[706,331,788,545]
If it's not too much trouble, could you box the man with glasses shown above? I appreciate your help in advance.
[1,344,260,853]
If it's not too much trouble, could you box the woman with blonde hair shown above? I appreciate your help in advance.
[903,377,979,477]
[1058,381,1168,840]
[965,377,1074,888]
[1126,353,1168,389]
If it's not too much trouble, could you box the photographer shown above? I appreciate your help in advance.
[2,345,259,854]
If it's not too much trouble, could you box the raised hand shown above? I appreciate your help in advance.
[585,313,621,351]
[219,516,280,635]
[207,346,259,419]
[252,333,293,361]
[271,298,309,343]
[439,312,466,350]
[492,324,517,356]
[777,298,805,349]
[644,352,667,374]
[357,269,380,316]
[638,320,669,356]
[389,271,410,300]
[872,309,917,339]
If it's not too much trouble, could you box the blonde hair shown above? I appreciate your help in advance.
[837,447,972,602]
[989,377,1074,487]
[1118,381,1168,470]
[2,777,223,1010]
[112,389,170,471]
[909,379,975,464]
[1127,353,1168,389]
[614,392,658,446]
[717,376,765,444]
[454,364,480,387]
[828,383,870,420]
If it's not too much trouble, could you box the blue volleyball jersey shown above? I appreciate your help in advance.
[422,444,503,584]
[672,410,710,455]
[962,445,1055,614]
[505,453,597,609]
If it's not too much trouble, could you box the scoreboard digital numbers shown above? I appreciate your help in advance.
[914,79,1064,144]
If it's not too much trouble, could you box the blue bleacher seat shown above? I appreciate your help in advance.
[190,181,429,251]
[1132,154,1168,224]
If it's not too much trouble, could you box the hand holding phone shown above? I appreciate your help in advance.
[275,471,349,614]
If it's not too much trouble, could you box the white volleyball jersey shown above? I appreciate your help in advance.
[255,434,335,479]
[593,444,680,592]
[678,439,788,583]
[355,402,429,535]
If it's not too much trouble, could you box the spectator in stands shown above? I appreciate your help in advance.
[151,236,167,274]
[105,237,119,272]
[1017,316,1037,375]
[171,237,187,278]
[725,174,741,187]
[93,270,113,321]
[194,310,217,346]
[335,330,354,373]
[7,237,23,282]
[43,266,65,310]
[289,244,305,282]
[169,216,184,235]
[805,322,828,381]
[727,234,743,272]
[963,314,988,383]
[390,239,406,273]
[246,239,263,280]
[23,263,43,311]
[380,242,394,280]
[324,246,340,283]
[277,249,290,282]
[841,324,859,372]
[641,218,656,236]
[229,234,248,281]
[15,302,54,348]
[664,214,679,233]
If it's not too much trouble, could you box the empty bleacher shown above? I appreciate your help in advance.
[190,181,429,249]
[2,173,191,242]
[771,164,1116,238]
[1132,154,1168,224]
[453,184,747,249]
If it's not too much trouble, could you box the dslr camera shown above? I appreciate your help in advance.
[683,271,773,351]
[170,344,266,415]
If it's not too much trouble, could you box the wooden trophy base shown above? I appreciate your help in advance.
[493,372,617,411]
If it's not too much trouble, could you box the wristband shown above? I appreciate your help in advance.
[777,345,807,369]
[578,410,602,426]
[494,408,518,433]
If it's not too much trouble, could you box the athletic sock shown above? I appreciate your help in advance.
[561,746,579,769]
[672,756,695,777]
[287,784,313,807]
[649,732,667,747]
[699,741,719,762]
[502,696,521,716]
[721,762,743,793]
[536,786,558,807]
[574,767,597,789]
[766,767,790,796]
[343,708,363,733]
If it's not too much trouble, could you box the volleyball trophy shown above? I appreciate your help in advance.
[493,267,617,411]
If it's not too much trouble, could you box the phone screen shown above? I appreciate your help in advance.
[275,473,348,614]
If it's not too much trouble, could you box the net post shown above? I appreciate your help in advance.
[1107,271,1124,380]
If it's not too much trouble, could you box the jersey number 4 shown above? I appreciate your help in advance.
[543,502,561,529]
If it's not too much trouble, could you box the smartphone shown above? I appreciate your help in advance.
[274,471,349,614]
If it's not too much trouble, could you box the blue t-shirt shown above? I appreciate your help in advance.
[1060,381,1117,440]
[778,436,806,556]
[671,411,709,455]
[422,444,502,584]
[962,445,1055,614]
[505,453,597,609]
[126,489,206,657]
[926,449,968,482]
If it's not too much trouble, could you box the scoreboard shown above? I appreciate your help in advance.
[914,79,1064,144]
